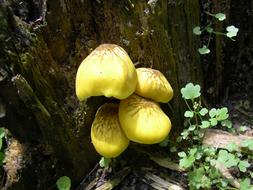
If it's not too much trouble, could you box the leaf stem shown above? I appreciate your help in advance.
[205,11,215,17]
[184,99,193,112]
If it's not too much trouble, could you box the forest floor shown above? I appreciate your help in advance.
[78,94,253,190]
[77,61,253,190]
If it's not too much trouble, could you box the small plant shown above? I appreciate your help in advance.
[193,12,239,55]
[56,176,71,190]
[178,83,253,189]
[99,157,112,168]
[178,83,231,144]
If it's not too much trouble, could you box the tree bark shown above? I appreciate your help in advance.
[2,0,250,189]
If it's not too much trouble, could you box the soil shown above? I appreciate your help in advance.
[78,147,187,190]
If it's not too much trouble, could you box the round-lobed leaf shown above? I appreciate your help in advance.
[184,111,194,118]
[198,45,210,55]
[206,26,214,33]
[181,83,201,100]
[199,108,208,116]
[56,176,71,190]
[215,13,226,21]
[193,26,202,35]
[226,25,239,38]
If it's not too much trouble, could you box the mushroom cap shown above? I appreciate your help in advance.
[76,44,137,101]
[135,68,173,103]
[91,103,129,158]
[118,94,171,144]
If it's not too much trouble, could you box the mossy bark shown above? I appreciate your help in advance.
[0,0,203,189]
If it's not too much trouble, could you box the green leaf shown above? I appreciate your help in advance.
[181,129,189,139]
[184,111,194,118]
[209,118,218,126]
[99,157,111,168]
[188,125,196,131]
[217,150,239,168]
[226,25,239,38]
[209,108,217,118]
[188,167,212,189]
[188,167,205,188]
[239,126,248,132]
[200,121,210,129]
[215,13,226,21]
[206,26,214,33]
[181,83,201,100]
[221,119,232,128]
[179,155,195,169]
[193,26,202,35]
[0,152,5,166]
[178,151,186,157]
[241,139,253,150]
[199,108,208,116]
[0,128,5,139]
[189,148,197,155]
[240,178,253,190]
[56,176,71,190]
[226,142,239,152]
[179,148,197,169]
[198,45,210,55]
[208,167,221,179]
[238,160,250,172]
[203,147,216,157]
[216,107,229,121]
[0,139,2,150]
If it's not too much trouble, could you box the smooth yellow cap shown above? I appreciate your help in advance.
[135,68,173,103]
[76,44,137,101]
[91,103,129,158]
[119,94,171,144]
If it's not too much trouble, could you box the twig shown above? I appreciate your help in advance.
[76,163,99,190]
[142,173,184,190]
[95,167,131,190]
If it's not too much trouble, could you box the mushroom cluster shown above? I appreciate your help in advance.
[75,44,173,158]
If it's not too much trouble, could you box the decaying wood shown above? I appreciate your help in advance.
[143,173,184,190]
[131,146,185,172]
[203,129,253,149]
[93,167,131,190]
[149,156,185,173]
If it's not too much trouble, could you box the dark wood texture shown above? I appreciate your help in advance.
[1,0,251,189]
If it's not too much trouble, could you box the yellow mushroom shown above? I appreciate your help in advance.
[135,68,173,103]
[91,103,129,158]
[118,94,171,144]
[76,44,137,101]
